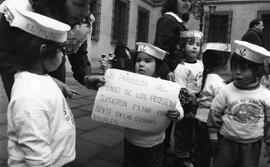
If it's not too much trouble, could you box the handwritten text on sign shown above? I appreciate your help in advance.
[91,69,181,132]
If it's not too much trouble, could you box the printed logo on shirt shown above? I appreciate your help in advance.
[227,98,263,123]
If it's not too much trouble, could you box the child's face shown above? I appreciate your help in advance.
[135,52,156,77]
[232,63,257,87]
[42,48,64,72]
[184,37,201,62]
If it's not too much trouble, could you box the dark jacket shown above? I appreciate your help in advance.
[241,28,265,47]
[154,13,187,79]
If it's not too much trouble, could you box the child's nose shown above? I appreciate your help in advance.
[139,61,145,66]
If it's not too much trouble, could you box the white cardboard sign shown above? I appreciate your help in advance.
[91,69,181,132]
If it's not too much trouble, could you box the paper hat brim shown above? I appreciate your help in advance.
[202,43,231,53]
[234,40,270,64]
[180,30,203,39]
[0,4,71,43]
[136,42,167,60]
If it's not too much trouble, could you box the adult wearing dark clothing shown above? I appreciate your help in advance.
[112,40,132,71]
[154,0,191,80]
[0,0,105,99]
[241,18,265,47]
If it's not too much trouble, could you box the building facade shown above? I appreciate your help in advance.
[189,0,270,51]
[86,0,270,70]
[1,0,269,70]
[72,0,164,70]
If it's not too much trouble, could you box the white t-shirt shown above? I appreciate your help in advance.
[196,74,226,122]
[7,72,76,167]
[174,60,203,95]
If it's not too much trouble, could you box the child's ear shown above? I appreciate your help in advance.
[40,44,47,58]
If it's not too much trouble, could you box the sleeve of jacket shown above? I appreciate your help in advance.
[0,14,19,75]
[67,40,92,85]
[11,97,53,167]
[207,89,227,135]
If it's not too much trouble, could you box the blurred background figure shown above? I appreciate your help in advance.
[112,40,132,71]
[98,53,108,74]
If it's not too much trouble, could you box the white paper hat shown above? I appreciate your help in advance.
[0,3,71,43]
[180,30,203,39]
[136,42,167,60]
[234,40,270,64]
[202,43,231,53]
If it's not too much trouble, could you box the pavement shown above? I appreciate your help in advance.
[0,72,269,167]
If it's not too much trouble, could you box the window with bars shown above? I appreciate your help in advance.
[136,6,150,43]
[258,10,270,51]
[204,11,232,43]
[111,0,130,45]
[91,0,101,41]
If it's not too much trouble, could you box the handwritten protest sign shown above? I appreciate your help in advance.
[91,69,181,132]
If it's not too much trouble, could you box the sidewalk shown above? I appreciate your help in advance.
[0,73,269,167]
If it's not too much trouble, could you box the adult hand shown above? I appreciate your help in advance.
[53,78,79,98]
[84,75,106,90]
[167,72,175,82]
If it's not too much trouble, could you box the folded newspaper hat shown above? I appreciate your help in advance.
[234,40,270,64]
[136,42,167,60]
[202,43,231,53]
[180,30,203,39]
[0,3,71,43]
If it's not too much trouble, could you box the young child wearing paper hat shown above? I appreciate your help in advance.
[173,30,204,167]
[123,42,184,167]
[208,40,270,167]
[2,9,76,167]
[194,42,231,167]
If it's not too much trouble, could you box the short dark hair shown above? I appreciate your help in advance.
[249,18,262,29]
[8,27,61,71]
[30,0,66,22]
[30,0,97,24]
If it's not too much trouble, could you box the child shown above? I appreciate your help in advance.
[195,43,231,167]
[173,30,204,167]
[207,40,270,167]
[123,42,184,167]
[1,8,76,167]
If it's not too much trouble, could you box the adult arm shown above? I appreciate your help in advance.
[67,41,91,85]
[67,40,105,89]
